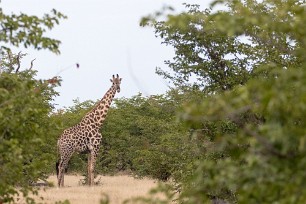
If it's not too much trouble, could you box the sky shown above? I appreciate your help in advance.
[1,0,210,109]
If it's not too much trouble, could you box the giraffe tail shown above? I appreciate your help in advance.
[56,140,60,178]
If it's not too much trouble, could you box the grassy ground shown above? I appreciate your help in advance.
[27,175,159,204]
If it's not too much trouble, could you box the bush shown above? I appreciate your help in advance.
[0,60,59,203]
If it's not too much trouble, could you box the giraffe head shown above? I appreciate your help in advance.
[110,74,122,93]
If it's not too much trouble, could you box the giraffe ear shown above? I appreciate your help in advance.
[110,79,113,83]
[120,78,122,81]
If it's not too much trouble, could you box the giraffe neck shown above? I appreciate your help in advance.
[80,85,117,128]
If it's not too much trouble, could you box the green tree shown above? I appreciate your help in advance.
[0,57,60,203]
[0,4,66,54]
[142,1,300,94]
[102,94,193,181]
[135,0,306,203]
[0,3,65,203]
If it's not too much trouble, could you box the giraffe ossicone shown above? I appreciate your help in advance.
[56,74,122,187]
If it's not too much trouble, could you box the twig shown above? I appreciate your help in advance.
[15,51,22,73]
[29,58,36,70]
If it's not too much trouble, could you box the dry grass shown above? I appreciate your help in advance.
[27,175,159,204]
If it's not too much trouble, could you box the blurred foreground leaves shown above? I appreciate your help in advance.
[135,0,306,203]
[0,54,60,203]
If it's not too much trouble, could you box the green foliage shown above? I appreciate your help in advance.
[0,56,60,203]
[100,193,110,204]
[100,94,202,182]
[0,3,66,203]
[179,67,306,203]
[0,4,66,54]
[55,200,70,204]
[142,4,251,93]
[135,0,306,203]
[142,1,302,94]
[54,93,199,183]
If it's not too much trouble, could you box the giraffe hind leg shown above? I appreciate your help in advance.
[58,163,67,187]
[57,162,62,187]
[57,159,65,187]
[57,152,73,187]
[87,153,92,186]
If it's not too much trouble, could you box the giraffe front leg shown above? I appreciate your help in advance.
[87,153,92,186]
[88,151,98,186]
[57,152,73,187]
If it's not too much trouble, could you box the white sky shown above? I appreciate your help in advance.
[1,0,210,109]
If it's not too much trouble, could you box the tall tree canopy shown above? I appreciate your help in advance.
[142,1,302,94]
[0,5,66,54]
[136,0,306,203]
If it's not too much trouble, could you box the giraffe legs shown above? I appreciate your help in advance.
[87,153,92,185]
[57,159,65,187]
[57,152,73,187]
[60,170,64,187]
[87,150,98,186]
[57,160,67,187]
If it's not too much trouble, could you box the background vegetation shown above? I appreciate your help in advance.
[1,0,306,203]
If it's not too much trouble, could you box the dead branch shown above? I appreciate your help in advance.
[29,58,36,70]
[15,51,22,73]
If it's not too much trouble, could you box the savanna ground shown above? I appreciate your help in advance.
[17,175,160,204]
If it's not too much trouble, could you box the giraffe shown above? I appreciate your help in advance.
[56,74,122,187]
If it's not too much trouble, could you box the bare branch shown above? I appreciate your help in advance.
[29,58,36,70]
[15,51,22,73]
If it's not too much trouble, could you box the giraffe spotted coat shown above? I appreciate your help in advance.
[56,74,122,187]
